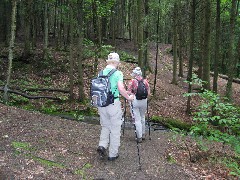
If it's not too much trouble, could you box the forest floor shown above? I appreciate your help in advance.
[0,41,239,179]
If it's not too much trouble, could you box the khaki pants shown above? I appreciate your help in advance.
[98,100,123,157]
[130,98,147,138]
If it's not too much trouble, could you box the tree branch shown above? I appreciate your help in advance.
[0,87,63,101]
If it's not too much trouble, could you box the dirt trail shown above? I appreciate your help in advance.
[0,104,200,179]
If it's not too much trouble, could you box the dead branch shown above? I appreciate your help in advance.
[0,87,62,101]
[210,72,240,84]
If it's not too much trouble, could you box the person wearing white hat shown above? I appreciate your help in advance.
[97,52,134,161]
[128,67,150,143]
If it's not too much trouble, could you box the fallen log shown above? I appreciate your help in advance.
[21,88,69,93]
[210,72,240,84]
[0,87,62,101]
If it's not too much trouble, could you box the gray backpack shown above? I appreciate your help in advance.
[90,69,117,107]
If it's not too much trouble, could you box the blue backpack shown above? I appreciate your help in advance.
[90,69,117,107]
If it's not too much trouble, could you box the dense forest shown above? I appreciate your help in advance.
[0,0,240,179]
[0,0,240,101]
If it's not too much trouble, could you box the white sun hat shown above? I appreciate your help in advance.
[131,67,142,76]
[106,52,120,62]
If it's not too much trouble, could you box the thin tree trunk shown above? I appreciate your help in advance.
[92,0,100,76]
[143,0,149,78]
[197,1,204,79]
[137,0,144,67]
[69,3,74,101]
[172,1,178,85]
[3,0,17,102]
[153,0,161,96]
[186,0,196,114]
[77,0,85,102]
[128,0,132,40]
[43,2,49,60]
[202,0,211,90]
[213,0,221,93]
[226,0,237,101]
[23,0,32,58]
[178,3,184,78]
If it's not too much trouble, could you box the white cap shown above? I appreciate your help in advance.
[131,67,142,76]
[106,52,120,62]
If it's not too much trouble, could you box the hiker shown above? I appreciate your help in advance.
[127,67,150,143]
[97,52,134,161]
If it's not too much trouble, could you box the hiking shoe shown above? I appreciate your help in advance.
[97,146,106,159]
[137,138,142,143]
[142,134,145,140]
[108,155,119,161]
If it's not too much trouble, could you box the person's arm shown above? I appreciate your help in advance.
[118,81,134,101]
[127,80,133,95]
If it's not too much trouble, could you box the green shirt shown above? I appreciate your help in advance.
[102,66,123,101]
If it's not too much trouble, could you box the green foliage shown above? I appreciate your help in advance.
[74,163,92,179]
[118,51,137,62]
[223,158,240,177]
[151,115,192,132]
[12,141,32,151]
[184,74,240,176]
[32,156,65,168]
[11,141,65,168]
[98,44,115,59]
[8,94,29,106]
[84,0,116,19]
[41,103,59,114]
[166,153,176,164]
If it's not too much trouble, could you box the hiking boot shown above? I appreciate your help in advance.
[142,134,145,140]
[108,155,119,161]
[137,138,142,143]
[97,146,106,159]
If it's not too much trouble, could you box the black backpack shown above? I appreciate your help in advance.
[135,79,148,100]
[90,69,117,107]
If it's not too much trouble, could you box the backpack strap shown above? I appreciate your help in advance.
[135,78,144,83]
[98,68,117,77]
[107,68,117,77]
[107,69,118,98]
[99,70,103,77]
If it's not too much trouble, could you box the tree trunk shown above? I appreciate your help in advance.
[23,0,32,58]
[153,0,161,96]
[43,2,49,60]
[69,3,74,101]
[0,0,10,45]
[92,0,100,76]
[137,0,144,67]
[178,2,184,78]
[143,0,149,78]
[213,0,221,93]
[202,0,211,90]
[3,0,17,102]
[128,0,132,40]
[226,0,237,101]
[197,1,204,79]
[172,1,178,85]
[77,0,85,102]
[186,0,196,114]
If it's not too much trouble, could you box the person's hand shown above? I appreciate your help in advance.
[127,94,134,101]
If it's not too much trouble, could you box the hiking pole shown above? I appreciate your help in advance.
[130,102,142,170]
[147,100,151,140]
[122,97,127,136]
[122,81,128,136]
